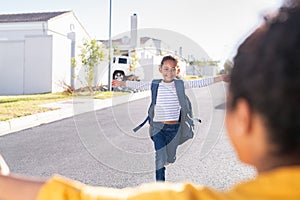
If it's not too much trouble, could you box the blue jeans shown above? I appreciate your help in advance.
[151,123,180,181]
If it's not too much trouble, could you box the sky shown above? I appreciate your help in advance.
[0,0,283,67]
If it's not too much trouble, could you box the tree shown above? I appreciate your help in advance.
[129,49,138,72]
[190,60,219,67]
[79,39,106,92]
[113,45,121,55]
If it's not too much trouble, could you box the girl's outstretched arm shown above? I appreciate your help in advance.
[214,74,230,83]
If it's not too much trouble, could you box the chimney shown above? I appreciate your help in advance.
[130,13,138,49]
[179,46,182,57]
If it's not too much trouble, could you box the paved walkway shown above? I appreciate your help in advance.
[0,91,150,136]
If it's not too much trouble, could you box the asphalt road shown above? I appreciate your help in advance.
[0,82,255,190]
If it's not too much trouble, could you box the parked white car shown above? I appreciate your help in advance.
[111,56,143,81]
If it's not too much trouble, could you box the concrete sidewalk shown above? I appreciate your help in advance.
[0,91,150,136]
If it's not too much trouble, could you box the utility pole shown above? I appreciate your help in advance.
[67,31,76,89]
[108,0,112,91]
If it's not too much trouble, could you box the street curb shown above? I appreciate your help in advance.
[0,91,150,136]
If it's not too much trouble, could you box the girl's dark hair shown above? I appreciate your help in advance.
[229,3,300,156]
[160,55,178,66]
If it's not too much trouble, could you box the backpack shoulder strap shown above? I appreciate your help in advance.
[133,116,149,132]
[133,79,161,132]
[151,79,161,105]
[174,79,186,108]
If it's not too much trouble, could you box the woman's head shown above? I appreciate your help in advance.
[226,2,300,168]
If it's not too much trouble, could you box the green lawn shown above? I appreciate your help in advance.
[0,91,128,121]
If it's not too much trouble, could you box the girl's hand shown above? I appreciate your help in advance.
[0,154,10,175]
[112,80,125,87]
[214,74,230,83]
[221,74,230,82]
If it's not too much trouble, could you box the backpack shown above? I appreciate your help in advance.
[133,79,200,145]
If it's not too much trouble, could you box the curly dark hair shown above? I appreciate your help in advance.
[229,3,300,156]
[160,55,178,67]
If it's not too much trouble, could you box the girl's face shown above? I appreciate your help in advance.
[159,60,177,83]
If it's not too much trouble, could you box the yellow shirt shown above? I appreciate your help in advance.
[37,166,300,200]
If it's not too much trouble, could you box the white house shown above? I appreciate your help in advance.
[0,11,90,95]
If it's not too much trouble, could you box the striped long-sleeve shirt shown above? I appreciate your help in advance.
[153,81,180,122]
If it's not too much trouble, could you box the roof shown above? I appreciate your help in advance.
[0,11,70,23]
[99,36,161,46]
